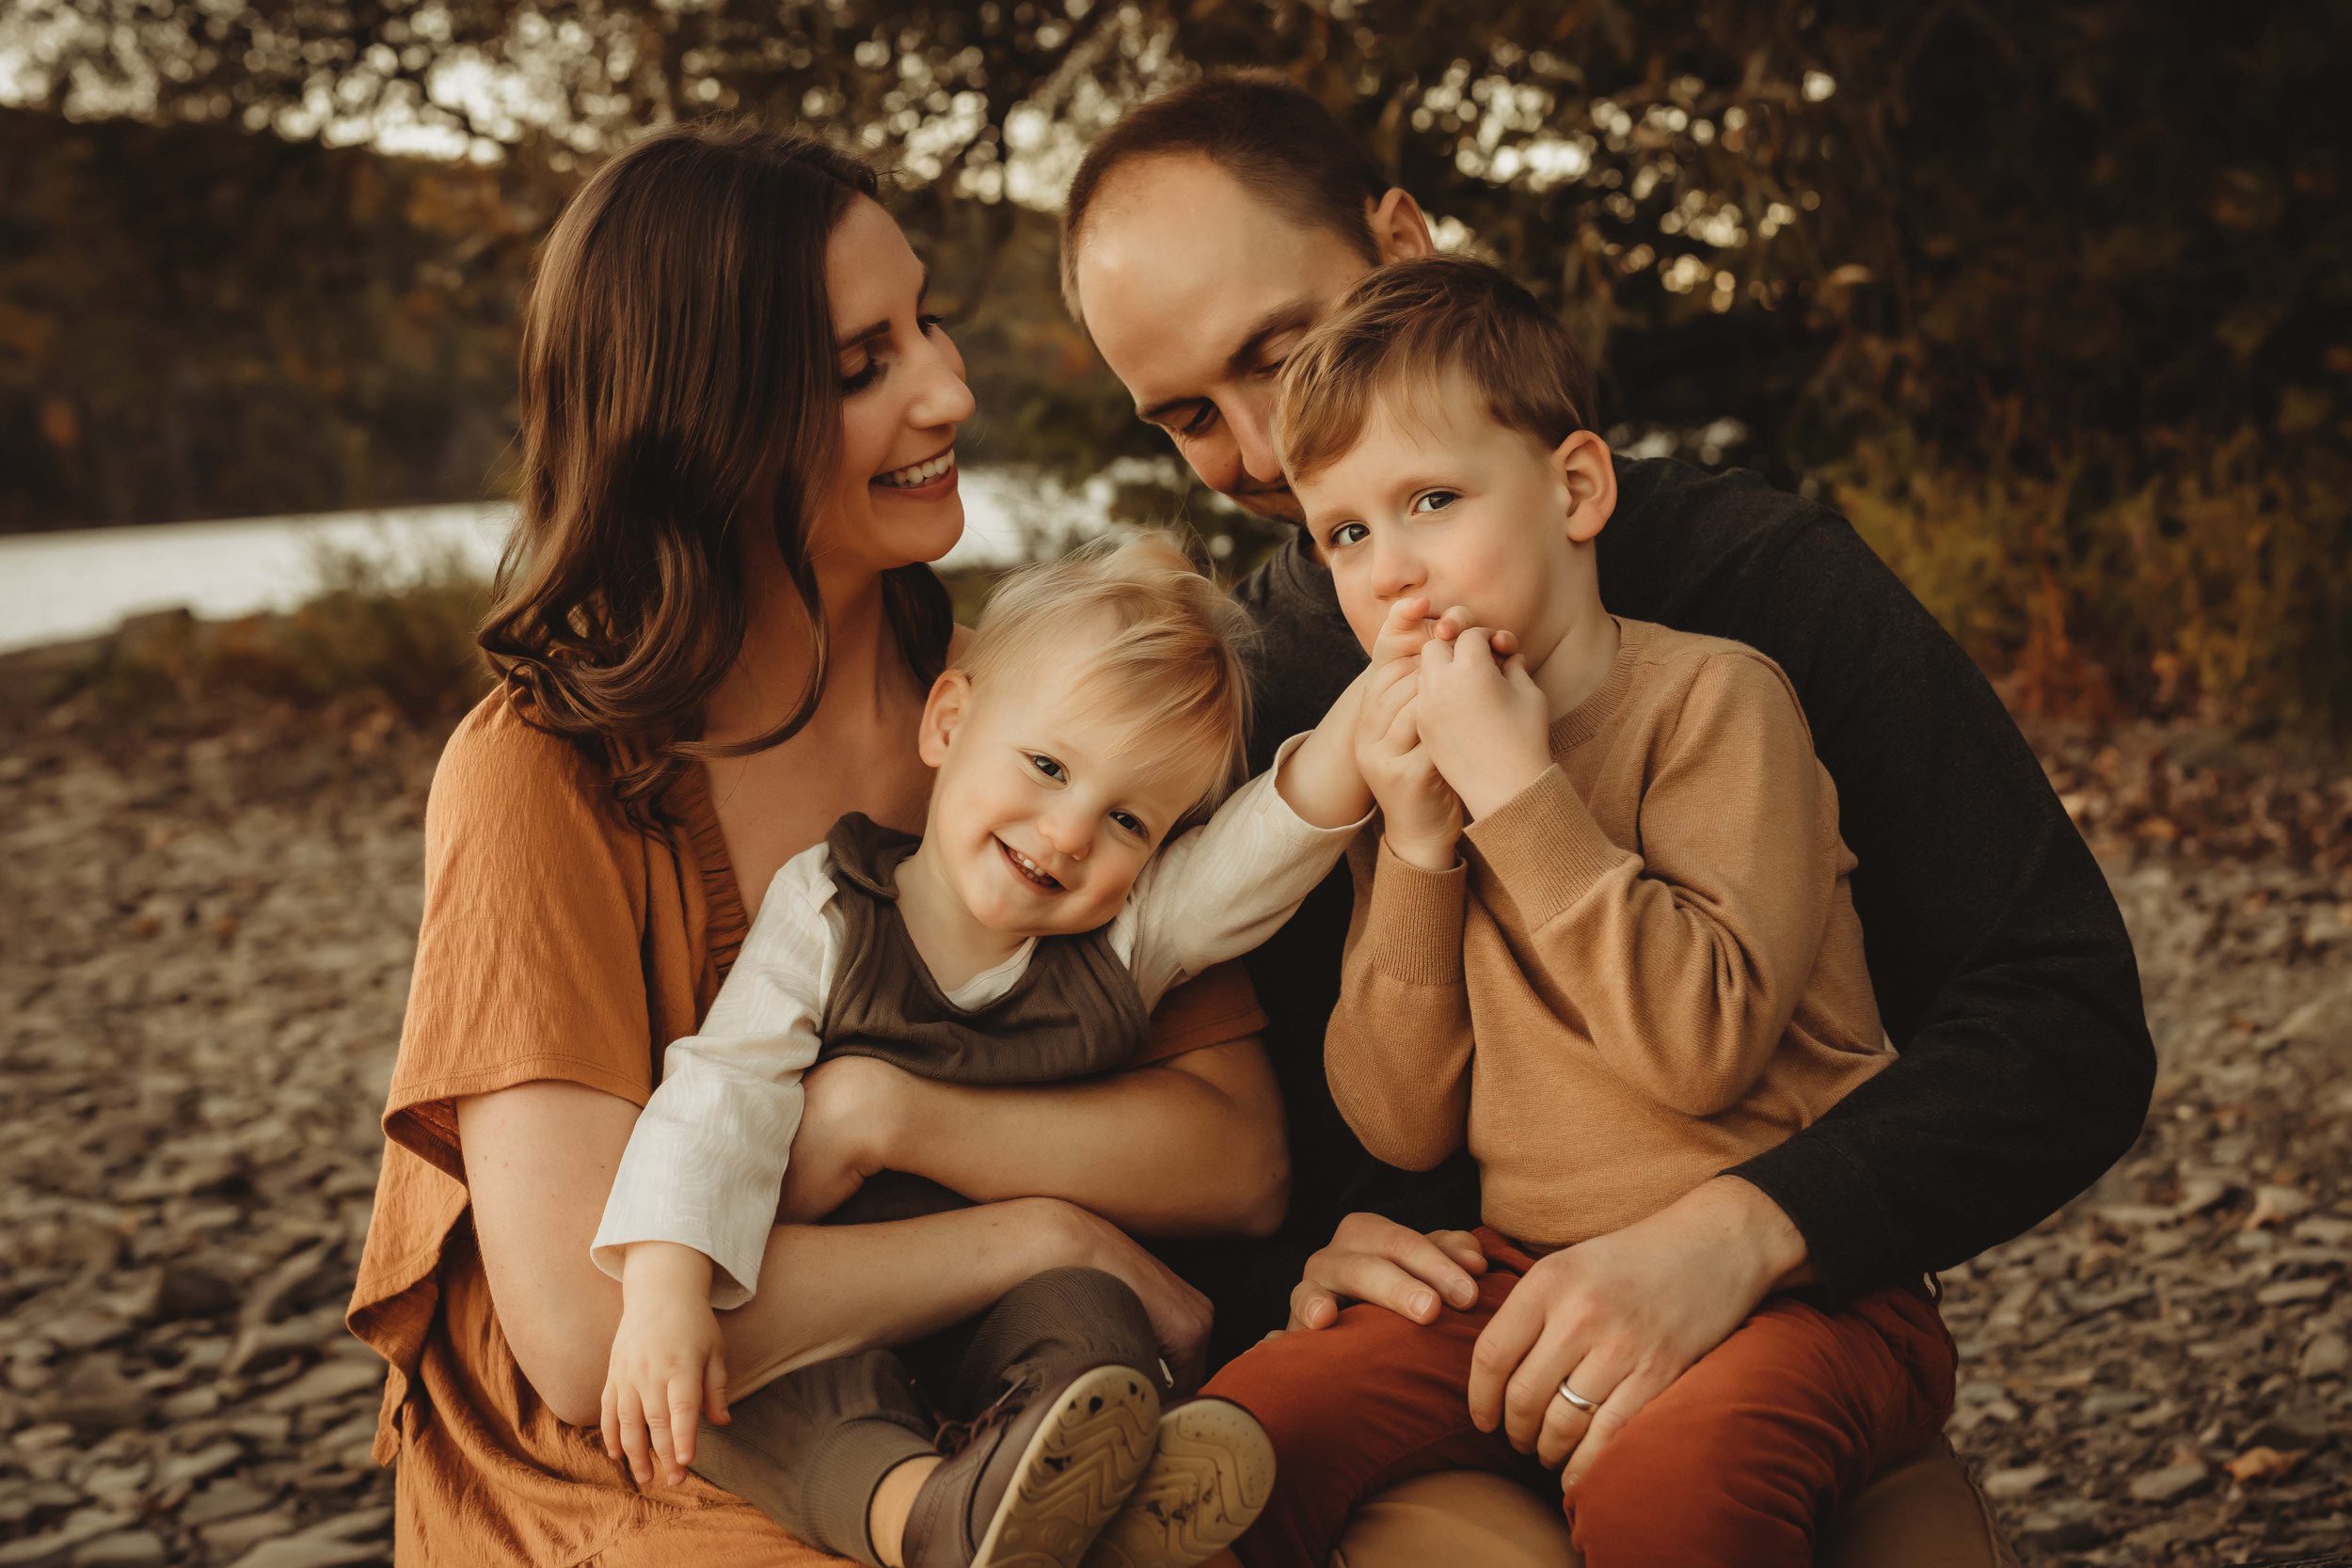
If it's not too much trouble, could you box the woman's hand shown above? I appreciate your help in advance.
[599,1243,731,1487]
[1041,1198,1215,1392]
[1414,626,1553,820]
[1284,1211,1489,1330]
[1464,1177,1807,1484]
[775,1054,909,1223]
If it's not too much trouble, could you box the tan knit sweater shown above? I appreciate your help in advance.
[1328,616,1891,1251]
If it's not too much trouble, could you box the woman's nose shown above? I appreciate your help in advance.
[909,331,976,430]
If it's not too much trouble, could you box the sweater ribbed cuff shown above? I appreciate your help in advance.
[1366,838,1470,985]
[1462,765,1629,929]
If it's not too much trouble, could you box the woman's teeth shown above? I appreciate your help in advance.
[877,451,955,489]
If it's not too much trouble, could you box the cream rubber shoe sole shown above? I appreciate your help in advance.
[1079,1398,1276,1568]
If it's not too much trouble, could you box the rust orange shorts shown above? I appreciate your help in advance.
[1200,1228,1956,1568]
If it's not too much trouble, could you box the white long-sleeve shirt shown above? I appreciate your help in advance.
[592,736,1359,1306]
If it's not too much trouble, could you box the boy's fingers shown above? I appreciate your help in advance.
[704,1354,732,1425]
[616,1387,653,1485]
[1454,626,1494,663]
[1286,1281,1342,1331]
[599,1382,621,1462]
[1490,628,1520,657]
[1429,1229,1491,1281]
[667,1377,702,1474]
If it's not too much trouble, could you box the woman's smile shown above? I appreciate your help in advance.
[873,443,959,499]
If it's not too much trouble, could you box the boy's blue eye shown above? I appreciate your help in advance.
[1409,490,1459,515]
[1029,754,1065,781]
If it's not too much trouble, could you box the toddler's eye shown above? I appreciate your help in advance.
[1409,490,1459,515]
[1327,521,1370,548]
[1029,754,1066,782]
[1110,810,1146,836]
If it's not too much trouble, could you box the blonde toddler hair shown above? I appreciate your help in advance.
[958,531,1256,829]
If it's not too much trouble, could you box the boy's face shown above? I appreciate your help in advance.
[917,628,1220,941]
[1294,382,1603,666]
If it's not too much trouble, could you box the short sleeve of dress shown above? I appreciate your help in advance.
[381,698,658,1181]
[1133,959,1268,1068]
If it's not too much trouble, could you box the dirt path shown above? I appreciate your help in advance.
[0,705,2344,1565]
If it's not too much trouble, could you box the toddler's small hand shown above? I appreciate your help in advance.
[600,1270,731,1488]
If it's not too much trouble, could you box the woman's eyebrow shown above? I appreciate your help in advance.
[835,266,931,353]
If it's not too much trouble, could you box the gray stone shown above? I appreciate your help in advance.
[1982,1464,2054,1499]
[70,1533,167,1567]
[2128,1460,2212,1503]
[0,1509,138,1567]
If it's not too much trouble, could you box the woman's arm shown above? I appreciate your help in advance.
[803,1036,1291,1240]
[460,1081,1214,1424]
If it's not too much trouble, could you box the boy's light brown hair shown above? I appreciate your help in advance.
[1276,256,1601,484]
[959,531,1256,830]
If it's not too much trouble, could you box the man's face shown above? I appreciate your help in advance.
[1073,156,1406,527]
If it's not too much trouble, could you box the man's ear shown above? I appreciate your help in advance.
[1368,188,1436,262]
[1554,430,1617,545]
[916,669,972,768]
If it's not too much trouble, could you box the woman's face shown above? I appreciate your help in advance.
[807,196,976,578]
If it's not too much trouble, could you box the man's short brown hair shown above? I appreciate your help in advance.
[1060,70,1389,317]
[1276,256,1601,483]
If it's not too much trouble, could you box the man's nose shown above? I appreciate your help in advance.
[1226,391,1283,487]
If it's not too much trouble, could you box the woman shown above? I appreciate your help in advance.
[345,121,1288,1564]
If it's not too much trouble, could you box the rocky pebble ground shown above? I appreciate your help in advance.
[1,687,2346,1566]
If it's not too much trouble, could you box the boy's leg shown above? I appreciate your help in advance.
[1198,1229,1545,1568]
[1566,1284,1959,1568]
[900,1267,1163,1567]
[690,1348,937,1567]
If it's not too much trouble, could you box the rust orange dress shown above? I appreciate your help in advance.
[345,693,1268,1565]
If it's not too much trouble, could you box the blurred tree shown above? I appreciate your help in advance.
[2,0,2345,723]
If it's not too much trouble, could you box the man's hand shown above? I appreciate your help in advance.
[775,1055,909,1223]
[1285,1211,1490,1331]
[599,1243,730,1488]
[1465,1178,1807,1484]
[1414,623,1553,820]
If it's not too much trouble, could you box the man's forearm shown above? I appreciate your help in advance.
[1733,952,2154,1302]
[879,1041,1290,1239]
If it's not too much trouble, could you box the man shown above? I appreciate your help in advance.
[1059,71,2150,1565]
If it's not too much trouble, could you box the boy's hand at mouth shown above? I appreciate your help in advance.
[1413,618,1552,820]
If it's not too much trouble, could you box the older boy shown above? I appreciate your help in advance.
[1190,255,1954,1568]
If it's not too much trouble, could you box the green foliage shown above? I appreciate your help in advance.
[2,0,2345,731]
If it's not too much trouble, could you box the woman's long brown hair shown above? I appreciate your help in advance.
[483,120,953,826]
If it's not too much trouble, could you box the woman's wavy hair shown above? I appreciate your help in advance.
[482,119,953,826]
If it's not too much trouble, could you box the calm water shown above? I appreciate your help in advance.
[0,467,1105,655]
